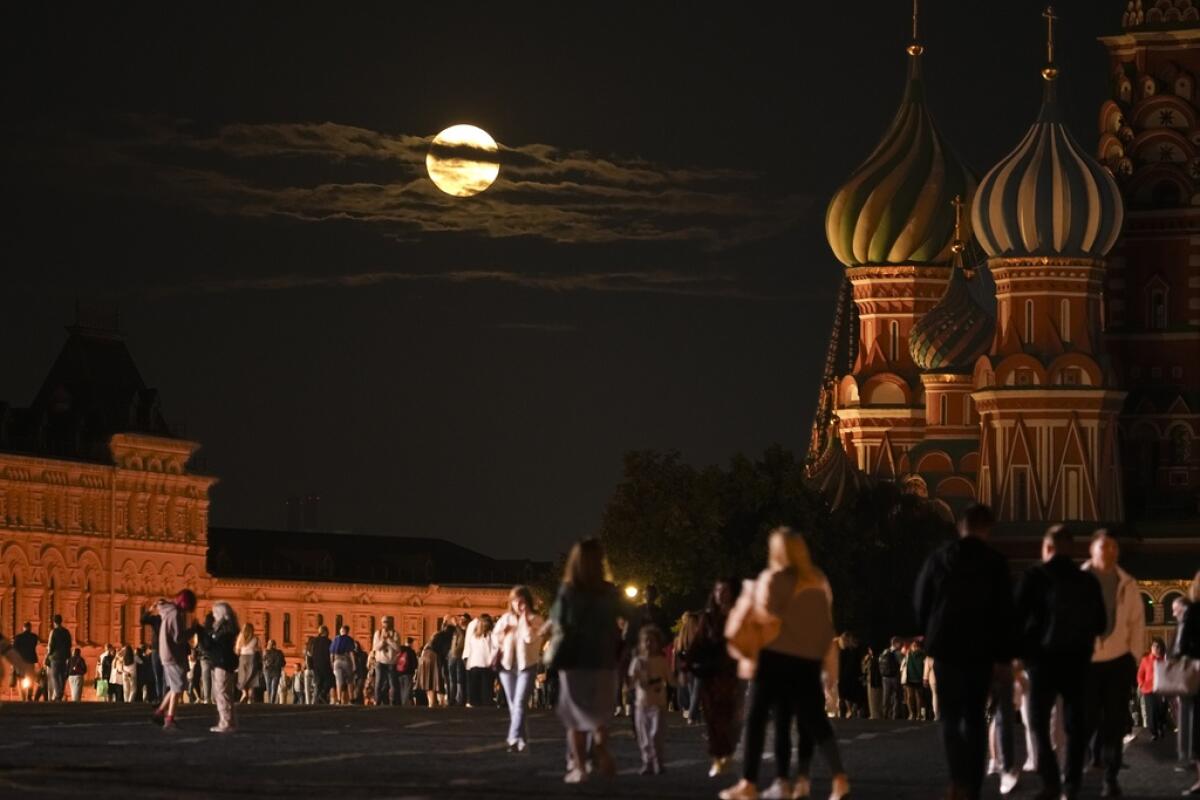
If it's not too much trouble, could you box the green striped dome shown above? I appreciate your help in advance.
[826,52,976,268]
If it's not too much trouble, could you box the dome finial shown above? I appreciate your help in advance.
[907,0,924,56]
[1041,6,1059,81]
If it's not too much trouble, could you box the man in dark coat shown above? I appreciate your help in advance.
[1014,525,1106,800]
[914,504,1015,800]
[12,622,39,701]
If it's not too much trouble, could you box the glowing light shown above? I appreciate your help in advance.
[21,677,32,690]
[624,585,639,599]
[426,124,500,197]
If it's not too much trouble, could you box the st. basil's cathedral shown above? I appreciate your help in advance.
[806,2,1199,633]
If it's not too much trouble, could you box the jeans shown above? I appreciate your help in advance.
[375,662,397,705]
[447,657,466,705]
[151,650,164,703]
[742,649,843,783]
[1085,654,1136,785]
[934,659,993,799]
[1028,656,1088,793]
[882,676,902,719]
[989,662,1016,772]
[68,675,83,702]
[265,673,280,703]
[48,660,67,701]
[687,674,703,722]
[397,674,413,706]
[498,667,535,745]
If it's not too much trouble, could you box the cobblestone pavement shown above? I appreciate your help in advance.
[0,703,1191,799]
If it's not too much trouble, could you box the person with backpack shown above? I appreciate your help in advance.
[395,637,418,706]
[372,616,401,705]
[1014,525,1106,800]
[879,638,902,720]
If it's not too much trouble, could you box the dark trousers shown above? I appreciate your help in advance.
[467,667,493,706]
[882,676,902,719]
[151,651,164,703]
[700,672,738,759]
[934,659,993,800]
[742,649,843,783]
[1085,655,1136,785]
[1027,656,1089,792]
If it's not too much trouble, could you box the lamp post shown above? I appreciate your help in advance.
[624,585,639,600]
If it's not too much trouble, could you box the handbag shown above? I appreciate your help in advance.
[724,578,779,664]
[1153,656,1200,696]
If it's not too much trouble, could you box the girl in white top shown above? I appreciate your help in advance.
[463,615,497,707]
[234,624,261,703]
[491,586,545,750]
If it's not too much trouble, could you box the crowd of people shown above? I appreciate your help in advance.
[1,505,1198,800]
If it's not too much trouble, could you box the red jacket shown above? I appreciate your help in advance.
[1137,652,1161,695]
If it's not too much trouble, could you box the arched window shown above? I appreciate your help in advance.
[888,320,899,362]
[335,613,344,633]
[939,395,949,425]
[1170,426,1192,465]
[1060,299,1071,343]
[1024,300,1035,344]
[9,575,16,637]
[1141,592,1155,625]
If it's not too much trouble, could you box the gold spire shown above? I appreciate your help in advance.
[1042,6,1059,81]
[907,0,924,56]
[950,194,965,254]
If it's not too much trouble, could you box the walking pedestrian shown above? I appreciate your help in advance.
[720,527,850,800]
[914,504,1014,800]
[150,588,198,730]
[1137,638,1168,740]
[1081,529,1144,798]
[879,638,903,720]
[235,623,261,704]
[330,625,356,705]
[687,578,740,778]
[372,616,400,706]
[493,585,545,752]
[66,647,87,702]
[263,639,284,704]
[1174,571,1200,795]
[12,622,38,701]
[307,625,334,704]
[902,639,926,721]
[629,625,671,775]
[46,614,71,702]
[197,601,239,734]
[547,537,625,784]
[674,611,702,724]
[447,614,469,707]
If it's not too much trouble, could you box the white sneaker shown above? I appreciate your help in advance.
[209,725,235,734]
[999,769,1019,795]
[986,759,999,776]
[709,757,730,778]
[762,779,792,799]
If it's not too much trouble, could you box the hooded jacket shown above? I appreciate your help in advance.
[1081,563,1145,664]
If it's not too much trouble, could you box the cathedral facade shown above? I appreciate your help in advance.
[807,4,1198,635]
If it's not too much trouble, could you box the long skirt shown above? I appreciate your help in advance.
[556,668,617,733]
[237,653,261,692]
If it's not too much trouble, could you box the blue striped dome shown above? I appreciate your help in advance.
[971,79,1124,259]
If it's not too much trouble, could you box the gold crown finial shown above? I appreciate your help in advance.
[951,194,965,254]
[907,0,924,56]
[1042,6,1059,81]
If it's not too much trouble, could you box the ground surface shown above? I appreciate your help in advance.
[0,703,1192,799]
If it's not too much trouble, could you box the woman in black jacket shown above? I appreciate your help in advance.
[1179,573,1200,795]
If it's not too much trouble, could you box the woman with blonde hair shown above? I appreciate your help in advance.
[674,611,703,723]
[547,537,625,783]
[234,622,261,703]
[720,527,850,800]
[492,585,545,751]
[1178,570,1200,795]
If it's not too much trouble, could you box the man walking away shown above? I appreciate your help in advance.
[1081,530,1144,798]
[879,639,902,720]
[263,639,284,703]
[1014,525,1106,800]
[12,622,39,701]
[46,615,72,702]
[915,503,1015,800]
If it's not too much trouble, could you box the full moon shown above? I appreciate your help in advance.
[426,124,500,197]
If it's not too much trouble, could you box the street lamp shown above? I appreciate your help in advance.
[624,585,639,600]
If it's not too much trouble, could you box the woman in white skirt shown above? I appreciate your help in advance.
[547,538,625,784]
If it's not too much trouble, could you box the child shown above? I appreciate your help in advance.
[151,589,197,730]
[628,625,673,775]
[197,601,239,733]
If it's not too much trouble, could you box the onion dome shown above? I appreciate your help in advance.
[909,198,994,371]
[970,13,1124,259]
[825,42,976,268]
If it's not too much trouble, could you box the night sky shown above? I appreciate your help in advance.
[0,2,1115,559]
